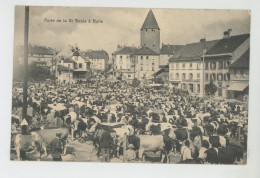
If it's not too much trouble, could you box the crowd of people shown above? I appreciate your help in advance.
[11,76,248,163]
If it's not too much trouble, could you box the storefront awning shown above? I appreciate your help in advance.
[227,82,248,91]
[74,68,88,72]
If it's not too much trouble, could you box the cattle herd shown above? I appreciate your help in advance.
[11,77,248,164]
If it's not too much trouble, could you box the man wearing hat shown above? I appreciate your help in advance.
[50,132,63,161]
[99,126,114,162]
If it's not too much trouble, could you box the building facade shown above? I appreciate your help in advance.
[169,30,250,98]
[112,46,138,80]
[84,50,109,71]
[169,39,220,97]
[16,45,55,67]
[57,65,74,84]
[134,46,160,80]
[55,47,91,84]
[227,49,249,99]
[204,31,250,98]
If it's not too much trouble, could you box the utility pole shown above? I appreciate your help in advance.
[69,66,71,85]
[133,55,136,79]
[202,39,206,98]
[22,6,29,122]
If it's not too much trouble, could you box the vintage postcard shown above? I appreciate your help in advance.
[11,6,250,164]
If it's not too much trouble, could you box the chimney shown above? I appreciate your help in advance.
[223,29,232,39]
[200,38,206,43]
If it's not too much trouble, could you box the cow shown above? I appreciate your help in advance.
[32,127,69,157]
[137,135,164,161]
[137,128,175,162]
[14,133,42,161]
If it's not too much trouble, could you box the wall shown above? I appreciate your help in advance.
[115,54,133,70]
[71,56,87,69]
[159,54,173,66]
[91,58,106,70]
[27,54,54,67]
[58,71,74,84]
[136,55,159,80]
[61,61,74,70]
[140,28,160,54]
[169,60,203,96]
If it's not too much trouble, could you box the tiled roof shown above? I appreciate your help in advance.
[230,49,250,69]
[84,50,109,60]
[63,58,75,63]
[57,65,74,72]
[141,9,160,30]
[17,45,55,55]
[160,44,184,55]
[55,45,74,59]
[169,39,220,62]
[73,51,80,56]
[113,46,138,55]
[206,34,250,55]
[152,64,169,76]
[134,46,159,55]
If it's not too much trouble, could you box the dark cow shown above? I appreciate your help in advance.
[202,135,227,148]
[205,143,243,164]
[217,124,229,136]
[174,128,188,141]
[190,126,203,141]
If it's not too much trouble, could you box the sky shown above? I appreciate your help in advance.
[14,6,251,58]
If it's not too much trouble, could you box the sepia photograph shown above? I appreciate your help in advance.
[10,6,251,165]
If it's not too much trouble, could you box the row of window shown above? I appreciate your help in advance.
[92,58,103,61]
[205,61,231,70]
[140,62,155,66]
[233,69,247,78]
[140,66,155,71]
[181,83,200,94]
[205,73,230,81]
[170,63,201,70]
[170,72,231,81]
[143,29,157,32]
[91,62,103,65]
[170,61,231,70]
[171,73,200,80]
[119,55,156,60]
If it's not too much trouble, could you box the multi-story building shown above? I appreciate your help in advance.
[140,9,160,54]
[227,49,249,99]
[16,45,55,67]
[56,47,91,84]
[169,39,220,96]
[204,31,250,98]
[169,30,250,98]
[84,50,109,71]
[135,46,160,80]
[112,46,138,80]
[57,65,74,84]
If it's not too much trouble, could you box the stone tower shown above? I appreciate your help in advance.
[140,9,160,54]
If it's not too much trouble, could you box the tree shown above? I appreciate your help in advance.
[205,81,217,97]
[132,78,140,88]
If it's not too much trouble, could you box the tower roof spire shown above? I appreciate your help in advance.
[141,9,160,30]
